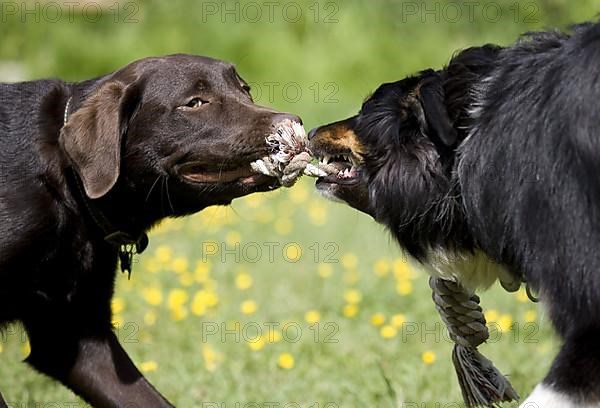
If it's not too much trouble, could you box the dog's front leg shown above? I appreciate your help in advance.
[65,331,174,408]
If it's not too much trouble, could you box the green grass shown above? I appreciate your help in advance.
[1,0,599,406]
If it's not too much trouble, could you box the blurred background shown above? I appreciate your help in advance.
[1,0,599,406]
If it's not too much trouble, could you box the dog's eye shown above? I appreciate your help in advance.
[181,98,207,109]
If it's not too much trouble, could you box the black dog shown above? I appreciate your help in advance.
[0,54,300,407]
[309,23,600,407]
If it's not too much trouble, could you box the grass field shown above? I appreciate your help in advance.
[1,0,600,406]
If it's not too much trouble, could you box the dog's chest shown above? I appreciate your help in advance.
[419,249,518,292]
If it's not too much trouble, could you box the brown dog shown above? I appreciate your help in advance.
[0,54,300,407]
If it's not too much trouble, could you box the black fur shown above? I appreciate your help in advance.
[310,22,600,403]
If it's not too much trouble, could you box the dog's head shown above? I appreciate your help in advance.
[60,54,300,219]
[309,70,460,256]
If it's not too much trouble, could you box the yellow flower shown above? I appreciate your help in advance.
[170,306,188,322]
[516,288,529,303]
[111,297,125,314]
[373,259,391,277]
[241,300,258,315]
[283,244,302,262]
[344,289,363,304]
[396,280,413,296]
[485,309,499,323]
[524,310,537,323]
[225,231,241,246]
[191,292,208,316]
[317,264,333,278]
[144,310,157,326]
[167,289,189,309]
[308,202,327,225]
[140,361,158,373]
[275,218,293,235]
[179,272,195,287]
[203,291,219,307]
[341,253,358,269]
[194,262,211,283]
[391,313,406,328]
[171,257,188,274]
[278,352,295,369]
[370,313,386,327]
[393,258,414,280]
[422,351,436,365]
[248,336,266,351]
[343,304,359,318]
[380,325,397,339]
[343,270,359,285]
[497,314,513,332]
[155,245,172,263]
[289,183,308,204]
[305,310,321,324]
[267,330,282,343]
[142,287,163,306]
[235,273,253,290]
[202,344,222,372]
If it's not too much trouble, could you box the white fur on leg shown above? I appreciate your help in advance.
[520,384,600,408]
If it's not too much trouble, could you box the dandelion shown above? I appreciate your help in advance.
[225,231,242,246]
[142,287,163,306]
[497,314,513,332]
[275,218,293,235]
[191,292,208,316]
[343,289,362,304]
[373,259,391,277]
[203,291,219,307]
[284,244,302,262]
[391,313,406,328]
[341,253,358,269]
[516,288,529,303]
[235,272,253,290]
[170,306,188,322]
[289,183,309,204]
[144,310,157,326]
[179,272,195,287]
[308,202,327,225]
[380,325,397,339]
[305,310,321,324]
[422,351,436,365]
[202,344,222,372]
[393,258,415,280]
[278,352,295,369]
[241,300,258,315]
[485,309,499,323]
[396,280,413,296]
[343,304,359,318]
[248,336,266,351]
[194,262,211,283]
[317,264,333,278]
[171,257,188,274]
[111,297,125,314]
[167,289,189,310]
[112,315,124,327]
[21,341,30,358]
[524,310,537,322]
[370,313,386,327]
[155,245,172,263]
[343,270,359,285]
[140,361,158,373]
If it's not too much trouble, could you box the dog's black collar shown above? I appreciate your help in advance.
[64,97,148,279]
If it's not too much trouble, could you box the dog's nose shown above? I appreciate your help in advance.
[272,113,303,126]
[308,127,319,140]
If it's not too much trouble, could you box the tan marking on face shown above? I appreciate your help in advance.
[311,120,365,163]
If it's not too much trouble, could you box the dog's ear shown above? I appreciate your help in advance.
[60,79,141,199]
[409,74,457,148]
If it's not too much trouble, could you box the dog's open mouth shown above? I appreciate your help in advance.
[178,163,275,186]
[314,152,363,185]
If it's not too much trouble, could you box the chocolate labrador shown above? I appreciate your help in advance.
[0,54,300,407]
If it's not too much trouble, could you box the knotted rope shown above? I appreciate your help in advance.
[429,277,519,407]
[251,119,331,187]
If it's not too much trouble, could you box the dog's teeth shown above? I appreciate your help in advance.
[323,155,331,164]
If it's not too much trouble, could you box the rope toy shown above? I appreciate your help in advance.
[251,120,332,187]
[429,277,519,407]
